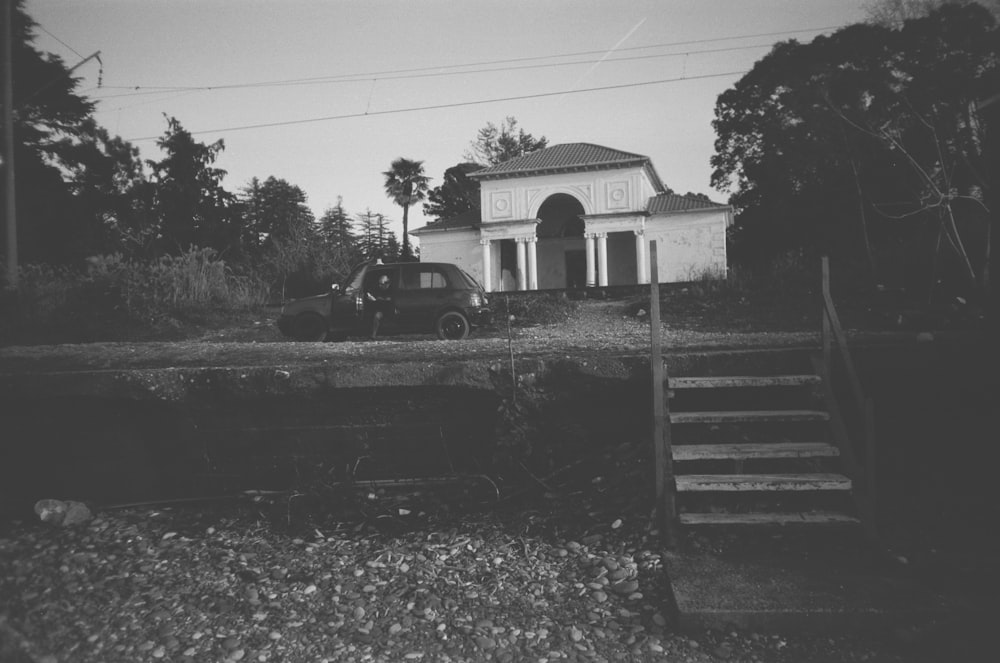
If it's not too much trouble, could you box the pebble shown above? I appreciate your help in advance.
[268,631,282,641]
[475,636,496,650]
[613,580,639,595]
[152,646,165,658]
[592,590,608,603]
[304,584,317,595]
[713,644,733,659]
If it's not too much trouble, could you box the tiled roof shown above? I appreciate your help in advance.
[409,209,481,235]
[646,193,729,214]
[469,143,657,181]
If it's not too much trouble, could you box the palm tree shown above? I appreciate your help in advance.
[382,157,430,259]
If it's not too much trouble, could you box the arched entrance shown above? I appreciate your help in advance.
[535,193,586,289]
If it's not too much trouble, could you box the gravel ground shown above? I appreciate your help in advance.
[0,486,908,663]
[0,298,981,662]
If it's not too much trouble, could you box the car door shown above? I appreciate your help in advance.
[330,264,367,332]
[362,266,402,332]
[396,263,451,331]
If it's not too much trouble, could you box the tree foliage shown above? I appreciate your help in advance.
[423,162,481,220]
[864,0,1000,25]
[239,176,315,255]
[711,3,996,300]
[382,157,429,259]
[147,116,238,256]
[464,116,548,166]
[1,0,121,265]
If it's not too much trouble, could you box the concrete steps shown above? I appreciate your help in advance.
[668,372,859,529]
[672,442,839,461]
[677,512,861,526]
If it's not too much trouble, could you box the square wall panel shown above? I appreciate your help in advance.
[489,191,514,220]
[606,181,631,211]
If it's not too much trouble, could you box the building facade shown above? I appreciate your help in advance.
[410,143,732,292]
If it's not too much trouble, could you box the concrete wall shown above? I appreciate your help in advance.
[646,210,727,282]
[415,229,483,284]
[478,166,659,224]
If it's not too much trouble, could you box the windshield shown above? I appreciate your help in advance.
[342,264,367,293]
[458,267,484,291]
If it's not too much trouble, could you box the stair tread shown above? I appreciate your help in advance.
[670,375,821,389]
[678,511,861,526]
[672,442,840,461]
[670,409,830,424]
[675,473,852,492]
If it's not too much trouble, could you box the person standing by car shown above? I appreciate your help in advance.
[365,273,395,339]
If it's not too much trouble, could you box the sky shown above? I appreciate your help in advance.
[24,0,868,245]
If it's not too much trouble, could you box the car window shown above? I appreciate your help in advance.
[365,268,396,291]
[457,268,481,290]
[400,265,449,290]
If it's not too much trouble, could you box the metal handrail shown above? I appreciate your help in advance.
[820,256,877,517]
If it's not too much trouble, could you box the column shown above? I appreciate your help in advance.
[596,232,609,287]
[480,238,492,292]
[526,237,538,291]
[585,233,596,287]
[515,238,527,291]
[634,229,647,284]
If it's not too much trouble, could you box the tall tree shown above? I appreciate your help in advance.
[238,175,314,254]
[147,115,238,255]
[464,116,548,166]
[382,157,429,259]
[711,4,996,299]
[1,0,119,265]
[318,197,355,251]
[864,0,1000,25]
[65,119,154,258]
[423,162,482,220]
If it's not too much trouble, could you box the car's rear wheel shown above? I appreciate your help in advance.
[293,313,328,341]
[436,311,470,340]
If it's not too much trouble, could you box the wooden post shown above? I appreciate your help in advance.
[649,241,675,542]
[864,397,876,518]
[2,0,17,289]
[821,256,832,378]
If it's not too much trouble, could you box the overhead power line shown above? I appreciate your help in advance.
[126,70,748,142]
[94,42,777,101]
[36,23,84,60]
[96,25,838,99]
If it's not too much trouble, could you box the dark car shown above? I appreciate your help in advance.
[276,261,492,341]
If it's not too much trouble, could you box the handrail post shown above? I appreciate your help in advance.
[820,255,878,537]
[649,241,675,543]
[821,256,832,379]
[864,397,876,517]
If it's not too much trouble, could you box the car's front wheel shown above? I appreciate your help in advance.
[436,311,470,340]
[293,313,328,341]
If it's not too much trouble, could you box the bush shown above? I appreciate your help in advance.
[0,247,270,344]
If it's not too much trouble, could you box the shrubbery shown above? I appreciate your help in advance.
[0,247,270,344]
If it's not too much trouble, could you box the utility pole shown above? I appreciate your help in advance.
[2,0,16,289]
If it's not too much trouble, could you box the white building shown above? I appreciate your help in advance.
[410,143,732,292]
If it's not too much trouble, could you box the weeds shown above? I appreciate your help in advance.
[492,291,578,327]
[1,247,270,344]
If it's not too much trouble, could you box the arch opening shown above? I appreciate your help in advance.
[535,193,587,289]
